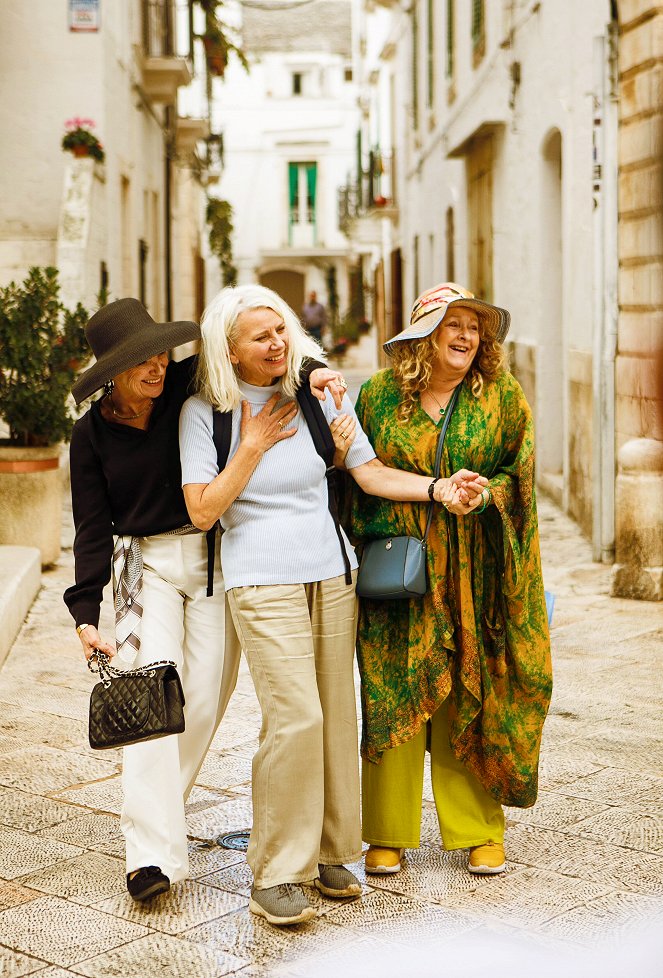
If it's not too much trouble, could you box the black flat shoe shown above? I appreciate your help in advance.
[126,865,170,901]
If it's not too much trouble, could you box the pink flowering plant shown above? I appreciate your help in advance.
[61,117,105,162]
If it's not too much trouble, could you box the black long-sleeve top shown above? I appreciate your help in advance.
[63,357,198,628]
[63,356,324,629]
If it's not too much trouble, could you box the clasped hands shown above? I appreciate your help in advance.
[432,470,490,516]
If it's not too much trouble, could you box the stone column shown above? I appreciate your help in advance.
[612,1,663,599]
[612,438,663,599]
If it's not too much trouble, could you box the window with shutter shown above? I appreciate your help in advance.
[471,0,485,67]
[288,162,318,247]
[446,0,455,79]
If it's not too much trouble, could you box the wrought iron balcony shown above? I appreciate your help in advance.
[338,148,397,236]
[143,0,176,55]
[140,0,192,105]
[338,184,359,234]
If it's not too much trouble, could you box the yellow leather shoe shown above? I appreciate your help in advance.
[364,846,404,875]
[468,842,506,875]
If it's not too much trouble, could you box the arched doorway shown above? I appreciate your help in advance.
[259,269,305,317]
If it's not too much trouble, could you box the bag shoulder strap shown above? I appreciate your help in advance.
[297,386,352,584]
[422,384,460,545]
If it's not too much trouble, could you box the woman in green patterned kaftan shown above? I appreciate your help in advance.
[350,283,552,877]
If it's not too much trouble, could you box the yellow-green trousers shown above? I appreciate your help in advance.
[362,700,505,850]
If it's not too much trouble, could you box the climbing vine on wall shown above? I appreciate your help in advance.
[206,198,237,286]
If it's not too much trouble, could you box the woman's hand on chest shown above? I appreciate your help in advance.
[239,394,298,454]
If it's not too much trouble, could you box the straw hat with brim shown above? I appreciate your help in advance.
[383,282,510,353]
[72,298,201,405]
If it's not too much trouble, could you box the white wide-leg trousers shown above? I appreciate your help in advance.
[119,532,241,883]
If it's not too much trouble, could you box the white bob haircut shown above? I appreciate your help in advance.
[196,284,326,412]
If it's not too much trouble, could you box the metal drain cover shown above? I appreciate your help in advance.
[217,830,251,851]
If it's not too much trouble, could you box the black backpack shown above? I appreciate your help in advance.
[209,383,352,591]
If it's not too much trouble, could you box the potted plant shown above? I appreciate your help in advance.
[0,267,89,566]
[199,3,248,78]
[61,117,105,163]
[331,336,348,359]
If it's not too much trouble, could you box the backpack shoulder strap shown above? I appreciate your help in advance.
[205,409,232,598]
[296,385,335,466]
[212,409,232,472]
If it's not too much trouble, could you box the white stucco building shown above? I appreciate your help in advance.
[0,0,209,322]
[209,0,359,328]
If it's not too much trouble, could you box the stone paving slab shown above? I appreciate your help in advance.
[19,851,127,906]
[0,826,83,881]
[183,911,370,972]
[95,880,247,935]
[0,495,662,976]
[72,932,249,978]
[0,894,151,968]
[0,944,48,978]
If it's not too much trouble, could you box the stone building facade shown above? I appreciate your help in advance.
[342,0,661,599]
[612,0,663,598]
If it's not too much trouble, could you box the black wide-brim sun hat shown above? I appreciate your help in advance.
[72,298,201,405]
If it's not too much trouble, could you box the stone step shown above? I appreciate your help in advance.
[0,546,41,668]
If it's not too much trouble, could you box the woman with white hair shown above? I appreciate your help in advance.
[178,284,482,926]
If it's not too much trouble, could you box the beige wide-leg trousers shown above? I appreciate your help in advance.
[120,532,241,883]
[228,573,362,889]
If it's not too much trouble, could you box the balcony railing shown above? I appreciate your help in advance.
[140,0,192,104]
[338,184,359,233]
[338,148,397,232]
[142,0,176,57]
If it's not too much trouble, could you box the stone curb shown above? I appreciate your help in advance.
[0,545,41,668]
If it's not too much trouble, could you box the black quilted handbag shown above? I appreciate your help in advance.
[88,651,185,750]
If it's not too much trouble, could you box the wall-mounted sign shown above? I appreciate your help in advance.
[69,0,100,32]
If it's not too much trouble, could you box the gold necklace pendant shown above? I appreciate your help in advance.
[426,390,450,415]
[108,394,154,421]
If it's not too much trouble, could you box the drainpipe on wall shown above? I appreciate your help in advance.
[591,28,618,564]
[164,105,174,322]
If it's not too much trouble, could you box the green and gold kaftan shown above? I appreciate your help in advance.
[351,368,553,808]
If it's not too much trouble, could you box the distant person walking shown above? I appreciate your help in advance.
[301,290,327,344]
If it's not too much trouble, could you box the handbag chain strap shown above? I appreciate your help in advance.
[421,384,460,547]
[87,650,177,688]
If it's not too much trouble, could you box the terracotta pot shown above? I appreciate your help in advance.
[207,53,227,77]
[72,145,90,158]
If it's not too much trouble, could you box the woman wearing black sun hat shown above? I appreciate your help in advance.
[63,297,343,902]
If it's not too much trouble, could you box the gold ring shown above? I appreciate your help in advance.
[341,433,348,440]
[278,421,284,429]
[339,378,348,389]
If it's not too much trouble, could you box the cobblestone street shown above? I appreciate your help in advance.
[0,452,662,975]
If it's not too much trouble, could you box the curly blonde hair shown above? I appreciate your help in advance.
[390,310,508,422]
